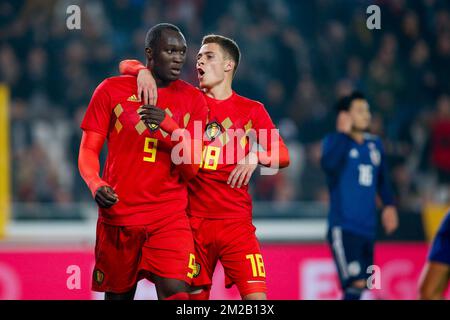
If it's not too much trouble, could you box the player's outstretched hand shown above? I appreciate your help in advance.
[227,152,258,188]
[382,205,399,235]
[137,68,157,105]
[336,111,352,134]
[139,105,165,130]
[95,186,119,208]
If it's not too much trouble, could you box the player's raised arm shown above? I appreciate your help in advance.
[320,112,354,174]
[320,133,352,174]
[119,59,157,105]
[119,59,146,75]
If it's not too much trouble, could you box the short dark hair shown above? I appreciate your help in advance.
[335,91,366,113]
[145,23,181,50]
[202,34,240,75]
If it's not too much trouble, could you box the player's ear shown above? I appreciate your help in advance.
[145,47,153,61]
[224,59,234,73]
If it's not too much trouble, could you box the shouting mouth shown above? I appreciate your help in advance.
[197,67,205,79]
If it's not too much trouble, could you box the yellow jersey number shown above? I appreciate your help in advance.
[200,145,221,170]
[143,137,158,162]
[187,253,197,279]
[246,253,266,277]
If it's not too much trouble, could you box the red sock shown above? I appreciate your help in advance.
[189,290,210,300]
[164,292,189,300]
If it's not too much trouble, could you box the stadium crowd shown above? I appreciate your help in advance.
[1,0,449,218]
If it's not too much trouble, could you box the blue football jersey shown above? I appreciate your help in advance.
[429,211,450,265]
[321,132,394,239]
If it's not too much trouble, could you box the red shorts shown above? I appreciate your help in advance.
[188,216,267,297]
[92,211,196,293]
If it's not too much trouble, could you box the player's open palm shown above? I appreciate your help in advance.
[137,68,158,105]
[382,205,399,235]
[95,186,119,208]
[228,152,258,188]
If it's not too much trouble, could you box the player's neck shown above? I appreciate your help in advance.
[350,130,365,144]
[146,62,172,88]
[154,76,172,88]
[204,79,233,100]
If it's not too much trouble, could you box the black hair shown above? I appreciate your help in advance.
[145,23,181,50]
[335,91,366,113]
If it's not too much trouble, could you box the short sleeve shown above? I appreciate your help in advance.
[251,102,277,152]
[185,89,208,134]
[80,80,112,137]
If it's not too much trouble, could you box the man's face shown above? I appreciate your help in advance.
[349,99,371,131]
[151,30,187,82]
[196,43,231,89]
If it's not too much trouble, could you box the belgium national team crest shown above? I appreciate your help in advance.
[193,262,201,278]
[93,269,104,285]
[147,122,159,131]
[205,121,222,140]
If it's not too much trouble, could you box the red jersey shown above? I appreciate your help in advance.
[187,91,278,219]
[81,76,207,225]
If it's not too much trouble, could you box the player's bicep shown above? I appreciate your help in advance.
[119,59,145,76]
[80,130,106,154]
[320,134,349,172]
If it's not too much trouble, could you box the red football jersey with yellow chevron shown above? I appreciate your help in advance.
[187,91,278,219]
[81,75,207,225]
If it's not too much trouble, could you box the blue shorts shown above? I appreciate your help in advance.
[327,227,374,289]
[429,212,450,265]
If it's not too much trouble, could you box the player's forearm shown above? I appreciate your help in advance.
[171,131,202,181]
[119,59,147,76]
[155,113,202,180]
[255,127,290,168]
[320,133,351,173]
[257,141,290,168]
[78,131,109,197]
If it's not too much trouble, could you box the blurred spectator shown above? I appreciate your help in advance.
[300,142,327,203]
